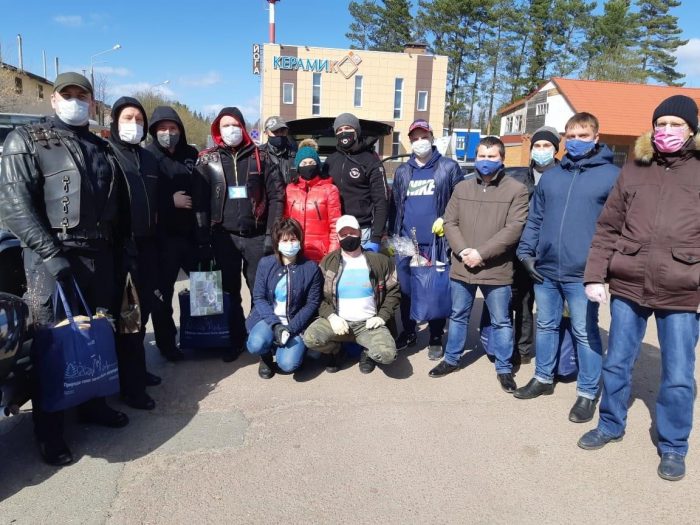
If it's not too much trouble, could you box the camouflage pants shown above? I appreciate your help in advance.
[303,318,397,365]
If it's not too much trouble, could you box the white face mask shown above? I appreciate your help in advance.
[221,125,243,147]
[411,138,432,158]
[56,97,90,126]
[118,122,143,145]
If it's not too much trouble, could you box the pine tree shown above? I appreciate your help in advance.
[346,0,414,52]
[637,0,687,86]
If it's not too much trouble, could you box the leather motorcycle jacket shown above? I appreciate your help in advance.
[0,120,121,261]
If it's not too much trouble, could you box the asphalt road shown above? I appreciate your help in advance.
[1,277,699,524]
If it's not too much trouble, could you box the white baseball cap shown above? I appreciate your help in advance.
[336,215,360,233]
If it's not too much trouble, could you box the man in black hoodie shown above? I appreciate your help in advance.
[259,115,296,184]
[108,96,162,410]
[146,106,200,362]
[195,107,284,361]
[322,113,389,252]
[0,72,129,466]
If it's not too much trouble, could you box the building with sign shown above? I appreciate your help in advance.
[259,43,448,160]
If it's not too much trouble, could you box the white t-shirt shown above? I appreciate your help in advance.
[337,253,376,322]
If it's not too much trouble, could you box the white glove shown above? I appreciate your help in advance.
[365,316,386,330]
[585,283,608,304]
[328,313,350,335]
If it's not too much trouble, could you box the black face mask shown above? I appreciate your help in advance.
[298,165,318,180]
[337,131,356,150]
[340,235,362,252]
[268,136,287,149]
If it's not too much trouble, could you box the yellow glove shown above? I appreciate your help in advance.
[432,217,445,237]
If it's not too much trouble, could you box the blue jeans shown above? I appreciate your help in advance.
[533,279,602,399]
[246,320,307,373]
[444,279,513,374]
[597,297,699,456]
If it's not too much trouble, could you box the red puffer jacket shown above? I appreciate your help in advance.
[285,176,342,262]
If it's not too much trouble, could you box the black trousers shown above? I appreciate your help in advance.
[116,237,158,397]
[211,230,265,348]
[399,294,447,339]
[24,242,118,442]
[511,260,535,356]
[151,234,198,352]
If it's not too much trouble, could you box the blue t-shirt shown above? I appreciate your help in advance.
[273,274,288,325]
[337,254,376,322]
[401,162,438,246]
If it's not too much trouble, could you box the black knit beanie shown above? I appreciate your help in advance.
[652,95,698,133]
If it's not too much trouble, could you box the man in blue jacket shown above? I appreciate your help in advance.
[389,119,462,359]
[514,112,620,424]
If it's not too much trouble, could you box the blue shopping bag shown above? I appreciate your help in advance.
[409,239,451,322]
[33,281,120,412]
[178,289,233,349]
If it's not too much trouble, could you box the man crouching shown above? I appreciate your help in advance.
[304,215,400,374]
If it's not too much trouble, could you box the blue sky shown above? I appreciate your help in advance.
[2,0,700,124]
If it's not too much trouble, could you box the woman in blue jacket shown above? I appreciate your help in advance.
[246,217,323,378]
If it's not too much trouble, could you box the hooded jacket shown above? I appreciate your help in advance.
[194,107,284,240]
[108,97,158,238]
[584,133,700,311]
[517,144,620,282]
[145,106,199,237]
[321,136,389,243]
[285,171,342,263]
[260,137,297,185]
[390,147,462,250]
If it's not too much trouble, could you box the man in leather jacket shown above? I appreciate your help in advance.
[194,106,284,362]
[259,115,296,185]
[108,96,162,411]
[0,72,130,466]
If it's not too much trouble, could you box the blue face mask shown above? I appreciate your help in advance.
[278,241,301,258]
[475,159,503,177]
[531,149,555,167]
[566,139,595,159]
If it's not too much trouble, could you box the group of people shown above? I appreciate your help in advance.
[0,72,697,483]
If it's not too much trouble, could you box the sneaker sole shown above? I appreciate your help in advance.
[577,435,623,451]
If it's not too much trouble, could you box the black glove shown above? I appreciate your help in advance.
[263,234,274,256]
[521,257,545,285]
[44,255,73,284]
[273,323,291,347]
[197,244,213,265]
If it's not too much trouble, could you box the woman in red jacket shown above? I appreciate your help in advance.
[284,139,341,262]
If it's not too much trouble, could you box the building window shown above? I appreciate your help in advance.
[282,82,294,105]
[37,84,44,99]
[312,73,321,116]
[514,114,523,132]
[416,91,428,111]
[393,78,403,119]
[14,77,23,94]
[391,131,400,157]
[354,75,363,107]
[505,116,513,133]
[536,102,549,116]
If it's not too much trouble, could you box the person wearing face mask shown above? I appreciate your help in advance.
[145,106,200,362]
[108,97,162,410]
[284,139,342,262]
[431,137,528,394]
[578,95,700,482]
[194,107,284,362]
[388,119,462,360]
[245,217,323,378]
[304,215,400,374]
[0,72,131,466]
[504,126,561,366]
[321,113,389,253]
[260,116,297,185]
[514,113,619,425]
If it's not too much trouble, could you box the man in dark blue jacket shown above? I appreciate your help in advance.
[514,113,620,424]
[389,119,462,359]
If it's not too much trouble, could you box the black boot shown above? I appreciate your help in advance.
[145,371,162,386]
[38,437,73,467]
[258,353,276,379]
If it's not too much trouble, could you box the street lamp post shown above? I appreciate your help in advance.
[89,44,121,125]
